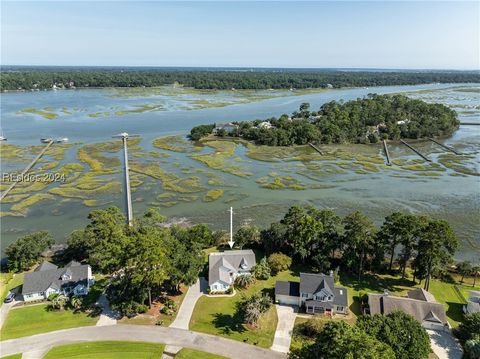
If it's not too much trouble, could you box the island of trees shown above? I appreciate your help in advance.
[1,66,479,91]
[190,94,459,144]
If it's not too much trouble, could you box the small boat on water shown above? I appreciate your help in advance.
[40,138,53,143]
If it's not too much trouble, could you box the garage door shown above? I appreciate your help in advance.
[276,294,298,306]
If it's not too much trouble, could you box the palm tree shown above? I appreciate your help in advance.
[457,261,473,283]
[472,266,480,287]
[70,296,82,310]
[234,274,254,289]
[52,295,68,310]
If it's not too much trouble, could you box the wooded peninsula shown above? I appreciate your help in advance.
[1,66,479,91]
[190,94,459,145]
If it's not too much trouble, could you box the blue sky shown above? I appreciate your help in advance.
[1,1,478,69]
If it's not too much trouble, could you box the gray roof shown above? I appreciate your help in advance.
[208,250,256,286]
[300,272,335,296]
[35,261,58,272]
[368,292,448,325]
[275,281,300,297]
[22,261,90,294]
[275,274,348,308]
[407,288,436,302]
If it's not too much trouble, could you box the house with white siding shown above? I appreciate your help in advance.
[208,250,256,292]
[22,261,94,302]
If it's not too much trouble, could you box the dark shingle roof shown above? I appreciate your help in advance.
[22,261,90,294]
[35,261,58,272]
[275,281,300,297]
[299,273,335,295]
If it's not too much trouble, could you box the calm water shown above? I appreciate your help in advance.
[1,83,479,262]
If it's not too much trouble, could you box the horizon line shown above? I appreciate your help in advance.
[2,64,479,72]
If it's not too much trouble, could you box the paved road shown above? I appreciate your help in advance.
[427,329,463,359]
[0,325,286,359]
[271,305,297,353]
[0,300,17,328]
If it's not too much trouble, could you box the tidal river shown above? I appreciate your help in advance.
[1,83,479,262]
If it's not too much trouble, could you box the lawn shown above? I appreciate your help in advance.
[1,304,98,340]
[0,355,22,359]
[42,341,165,359]
[0,272,24,302]
[190,268,298,348]
[175,348,228,359]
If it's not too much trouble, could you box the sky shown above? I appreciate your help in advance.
[1,1,479,69]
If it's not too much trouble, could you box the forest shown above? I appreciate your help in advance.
[190,94,459,144]
[1,66,479,91]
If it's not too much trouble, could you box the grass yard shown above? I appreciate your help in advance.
[0,355,22,359]
[175,348,228,359]
[42,341,165,359]
[190,268,299,348]
[1,304,98,340]
[0,272,24,302]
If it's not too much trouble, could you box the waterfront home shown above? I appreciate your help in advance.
[275,272,348,315]
[464,290,480,314]
[208,250,256,292]
[22,261,94,302]
[368,288,448,331]
[213,123,238,135]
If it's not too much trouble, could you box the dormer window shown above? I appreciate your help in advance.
[240,257,248,270]
[61,274,71,280]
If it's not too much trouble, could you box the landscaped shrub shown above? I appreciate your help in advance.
[252,257,271,280]
[267,253,292,275]
[295,318,324,338]
[234,274,254,289]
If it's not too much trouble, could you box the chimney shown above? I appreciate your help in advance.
[329,270,334,277]
[383,290,389,296]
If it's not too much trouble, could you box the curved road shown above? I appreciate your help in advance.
[0,325,286,359]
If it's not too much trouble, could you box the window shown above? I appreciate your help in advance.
[337,306,343,311]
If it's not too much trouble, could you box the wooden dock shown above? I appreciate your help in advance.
[400,140,431,162]
[428,138,461,155]
[382,140,392,166]
[460,122,480,126]
[308,142,324,155]
[0,140,54,201]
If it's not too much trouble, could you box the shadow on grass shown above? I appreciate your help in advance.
[212,312,246,335]
[445,302,464,324]
[340,272,414,294]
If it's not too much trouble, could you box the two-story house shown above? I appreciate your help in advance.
[208,250,256,292]
[275,272,348,315]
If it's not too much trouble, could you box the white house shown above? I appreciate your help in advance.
[22,261,94,302]
[464,290,480,314]
[257,121,274,130]
[208,250,256,292]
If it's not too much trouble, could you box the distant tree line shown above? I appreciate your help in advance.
[190,94,459,145]
[1,67,479,91]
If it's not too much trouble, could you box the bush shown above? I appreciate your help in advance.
[234,274,254,289]
[464,337,480,359]
[226,286,234,294]
[455,312,480,344]
[236,292,272,326]
[114,300,148,318]
[252,257,271,280]
[295,318,324,338]
[267,253,292,275]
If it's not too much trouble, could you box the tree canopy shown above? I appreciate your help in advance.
[2,67,478,91]
[5,231,54,272]
[190,94,459,145]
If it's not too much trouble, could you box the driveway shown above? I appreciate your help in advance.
[427,329,463,359]
[163,277,207,358]
[0,325,286,359]
[271,305,298,353]
[95,294,119,326]
[170,277,207,329]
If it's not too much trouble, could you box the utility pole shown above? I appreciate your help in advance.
[112,132,139,226]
